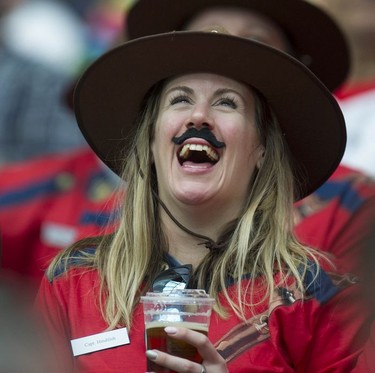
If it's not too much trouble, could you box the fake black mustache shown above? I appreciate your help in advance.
[172,127,225,148]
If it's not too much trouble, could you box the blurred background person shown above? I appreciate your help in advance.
[0,0,87,165]
[0,0,129,166]
[309,0,375,178]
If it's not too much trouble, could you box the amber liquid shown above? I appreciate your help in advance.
[146,321,208,373]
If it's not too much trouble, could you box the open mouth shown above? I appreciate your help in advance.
[177,143,219,165]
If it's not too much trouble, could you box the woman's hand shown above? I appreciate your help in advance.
[145,326,228,373]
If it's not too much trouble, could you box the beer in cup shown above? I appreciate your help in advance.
[141,289,215,373]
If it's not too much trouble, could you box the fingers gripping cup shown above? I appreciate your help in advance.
[141,289,215,373]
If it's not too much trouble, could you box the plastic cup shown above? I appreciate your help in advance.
[141,289,215,373]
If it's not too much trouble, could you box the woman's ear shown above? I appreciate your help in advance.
[256,145,265,169]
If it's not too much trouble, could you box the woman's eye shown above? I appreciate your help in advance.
[217,97,237,109]
[169,95,191,105]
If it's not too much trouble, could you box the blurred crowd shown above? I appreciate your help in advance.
[0,0,374,168]
[0,0,132,165]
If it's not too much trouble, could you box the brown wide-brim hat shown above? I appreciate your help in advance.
[126,0,350,91]
[74,31,346,200]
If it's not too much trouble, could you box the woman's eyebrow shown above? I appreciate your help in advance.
[214,88,240,96]
[164,85,194,96]
[165,87,244,96]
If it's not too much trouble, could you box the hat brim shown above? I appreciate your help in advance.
[74,31,346,200]
[127,0,349,91]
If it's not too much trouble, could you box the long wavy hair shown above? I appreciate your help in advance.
[47,77,323,330]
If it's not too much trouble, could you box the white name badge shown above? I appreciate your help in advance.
[71,328,130,356]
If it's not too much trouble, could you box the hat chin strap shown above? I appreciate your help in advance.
[151,189,226,251]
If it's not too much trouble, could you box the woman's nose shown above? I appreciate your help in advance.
[186,104,213,129]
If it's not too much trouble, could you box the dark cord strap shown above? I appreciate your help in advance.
[152,189,224,250]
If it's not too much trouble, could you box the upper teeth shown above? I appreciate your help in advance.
[179,144,219,161]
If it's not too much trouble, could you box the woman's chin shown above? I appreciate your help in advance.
[175,188,216,206]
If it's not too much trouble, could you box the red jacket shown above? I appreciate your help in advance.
[35,254,368,373]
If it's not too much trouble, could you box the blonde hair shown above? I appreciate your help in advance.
[47,79,323,329]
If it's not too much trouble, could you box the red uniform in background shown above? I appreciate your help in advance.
[295,164,375,275]
[0,147,119,288]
